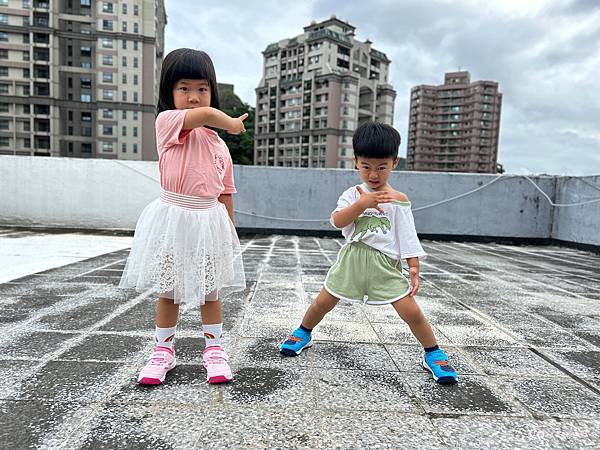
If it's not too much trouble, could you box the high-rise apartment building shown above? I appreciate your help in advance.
[254,16,396,169]
[406,71,502,173]
[0,0,166,160]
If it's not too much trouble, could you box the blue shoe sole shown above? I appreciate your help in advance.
[422,358,458,384]
[279,340,313,357]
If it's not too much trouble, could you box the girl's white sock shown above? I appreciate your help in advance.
[203,323,223,348]
[155,325,177,350]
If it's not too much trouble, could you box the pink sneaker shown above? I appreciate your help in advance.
[137,346,176,385]
[202,346,233,384]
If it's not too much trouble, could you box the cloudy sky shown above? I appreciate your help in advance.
[165,0,600,175]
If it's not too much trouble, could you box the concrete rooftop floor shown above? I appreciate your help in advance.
[1,227,600,449]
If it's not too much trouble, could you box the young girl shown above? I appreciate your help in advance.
[119,48,247,385]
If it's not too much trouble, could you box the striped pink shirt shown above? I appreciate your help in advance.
[155,109,236,198]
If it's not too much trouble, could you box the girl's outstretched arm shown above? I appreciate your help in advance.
[183,107,247,134]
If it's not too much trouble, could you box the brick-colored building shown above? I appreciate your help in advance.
[406,71,502,173]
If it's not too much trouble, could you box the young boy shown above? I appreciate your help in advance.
[279,121,457,384]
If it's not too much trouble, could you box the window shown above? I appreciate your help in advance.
[80,0,91,5]
[103,125,113,135]
[23,51,30,61]
[0,0,8,6]
[133,92,138,102]
[81,112,92,122]
[102,55,113,65]
[0,119,9,130]
[0,103,8,113]
[80,77,92,89]
[122,110,126,119]
[23,68,30,78]
[122,91,127,101]
[133,41,138,51]
[102,2,113,13]
[133,143,138,153]
[102,90,114,100]
[102,141,112,152]
[122,3,127,14]
[133,57,138,68]
[0,136,9,147]
[102,72,113,83]
[133,74,138,85]
[122,56,127,67]
[122,143,127,152]
[0,15,8,25]
[102,108,113,118]
[133,23,138,33]
[122,21,127,32]
[81,126,92,136]
[122,40,127,50]
[0,32,7,42]
[122,126,126,136]
[0,83,9,94]
[122,73,127,84]
[101,38,113,48]
[23,33,30,43]
[133,111,138,120]
[133,126,138,137]
[133,4,138,15]
[102,20,113,31]
[0,67,7,76]
[80,93,91,102]
[0,49,8,59]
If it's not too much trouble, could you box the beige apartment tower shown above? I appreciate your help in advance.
[0,0,166,160]
[254,16,396,169]
[406,71,502,173]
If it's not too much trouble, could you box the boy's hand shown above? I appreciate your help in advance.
[356,186,394,214]
[408,266,420,296]
[228,113,248,135]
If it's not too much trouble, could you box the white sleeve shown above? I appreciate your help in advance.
[330,186,358,229]
[396,206,427,260]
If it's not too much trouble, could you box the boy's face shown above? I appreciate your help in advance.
[173,79,211,109]
[355,156,399,190]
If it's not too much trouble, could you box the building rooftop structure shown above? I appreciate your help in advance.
[1,156,600,447]
[1,229,600,448]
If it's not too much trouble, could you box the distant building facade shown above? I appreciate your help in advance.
[254,16,396,169]
[0,0,166,160]
[406,71,502,173]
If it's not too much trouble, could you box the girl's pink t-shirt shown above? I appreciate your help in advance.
[155,109,236,198]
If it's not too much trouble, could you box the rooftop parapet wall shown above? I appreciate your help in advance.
[0,156,598,246]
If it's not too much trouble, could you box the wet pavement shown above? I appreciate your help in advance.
[1,228,600,448]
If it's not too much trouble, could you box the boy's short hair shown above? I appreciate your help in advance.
[352,121,401,159]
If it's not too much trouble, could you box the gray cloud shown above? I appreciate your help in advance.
[165,0,600,175]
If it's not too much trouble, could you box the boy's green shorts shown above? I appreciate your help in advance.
[324,241,411,305]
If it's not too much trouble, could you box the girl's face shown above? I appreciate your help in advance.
[172,79,211,109]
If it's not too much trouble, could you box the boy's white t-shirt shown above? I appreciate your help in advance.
[330,183,427,261]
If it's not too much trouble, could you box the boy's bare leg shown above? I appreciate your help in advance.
[301,288,339,330]
[392,295,437,348]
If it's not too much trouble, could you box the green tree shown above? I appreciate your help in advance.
[217,86,255,165]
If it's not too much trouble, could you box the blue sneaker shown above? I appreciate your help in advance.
[279,327,313,356]
[422,348,458,384]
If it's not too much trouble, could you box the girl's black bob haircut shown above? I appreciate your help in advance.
[157,48,220,113]
[352,121,401,159]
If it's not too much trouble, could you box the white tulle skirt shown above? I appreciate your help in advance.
[119,190,246,309]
